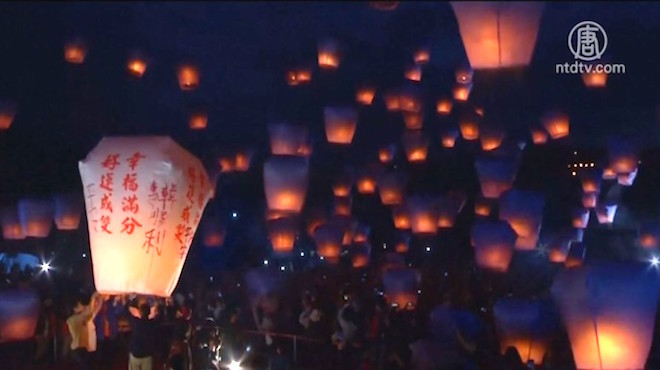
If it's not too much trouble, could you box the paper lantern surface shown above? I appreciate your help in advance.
[552,263,660,370]
[499,189,544,250]
[324,106,358,144]
[263,156,309,213]
[79,136,212,297]
[1,206,25,240]
[451,2,544,69]
[0,289,40,343]
[53,193,83,231]
[382,268,420,310]
[471,220,516,272]
[18,199,53,238]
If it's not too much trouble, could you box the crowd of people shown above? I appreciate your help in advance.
[0,259,589,370]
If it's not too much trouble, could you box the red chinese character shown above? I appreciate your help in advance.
[168,184,177,202]
[122,173,138,192]
[102,154,120,171]
[187,167,196,180]
[199,172,206,188]
[127,152,146,171]
[149,208,161,224]
[181,207,190,223]
[158,210,168,227]
[100,173,114,192]
[197,193,205,208]
[186,185,195,204]
[122,194,139,214]
[100,215,112,234]
[179,245,188,259]
[150,181,158,194]
[121,217,142,235]
[175,224,185,244]
[184,226,193,243]
[143,228,163,256]
[101,194,113,213]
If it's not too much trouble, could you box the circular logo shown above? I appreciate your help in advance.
[568,21,608,61]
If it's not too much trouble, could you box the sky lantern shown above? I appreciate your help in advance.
[353,224,370,243]
[188,109,208,130]
[582,70,607,88]
[177,64,200,91]
[398,87,423,113]
[407,196,439,235]
[313,221,343,263]
[305,208,327,237]
[317,38,342,69]
[595,202,617,224]
[127,54,148,78]
[499,189,544,250]
[453,83,472,102]
[581,192,598,209]
[617,167,638,187]
[200,217,225,248]
[79,137,212,297]
[392,204,411,230]
[1,207,24,240]
[440,127,460,148]
[608,138,638,173]
[565,241,586,268]
[403,112,424,130]
[494,298,556,366]
[218,157,235,173]
[530,127,548,144]
[333,215,357,246]
[334,196,352,216]
[286,68,312,86]
[356,164,382,195]
[450,2,544,70]
[580,169,602,193]
[572,208,590,229]
[480,126,505,151]
[384,92,401,111]
[552,263,660,370]
[474,197,492,217]
[233,148,253,172]
[471,219,516,272]
[64,37,87,64]
[268,122,311,157]
[547,229,583,263]
[541,111,570,139]
[356,86,376,105]
[394,232,411,254]
[245,268,283,315]
[459,115,480,141]
[413,48,430,65]
[324,106,358,144]
[267,216,297,255]
[0,288,40,343]
[475,154,519,199]
[404,65,422,82]
[437,192,466,228]
[351,242,371,268]
[402,131,429,162]
[602,166,617,180]
[0,100,17,130]
[436,98,453,115]
[264,156,309,214]
[638,221,660,249]
[455,65,474,84]
[378,144,397,164]
[382,268,420,310]
[378,171,407,206]
[17,199,53,238]
[53,193,83,231]
[333,171,354,197]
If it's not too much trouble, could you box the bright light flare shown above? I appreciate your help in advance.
[651,256,659,267]
[40,262,51,272]
[228,360,243,370]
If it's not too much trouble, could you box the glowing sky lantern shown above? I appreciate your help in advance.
[64,37,87,64]
[200,217,225,248]
[317,38,342,69]
[565,241,586,268]
[580,169,602,193]
[617,167,638,187]
[451,2,544,69]
[475,154,519,199]
[595,201,617,224]
[455,65,474,84]
[437,192,466,228]
[356,164,382,195]
[404,65,422,82]
[234,148,253,172]
[1,206,24,240]
[402,131,429,162]
[378,171,407,206]
[403,112,424,130]
[548,229,583,264]
[351,242,371,268]
[369,1,399,11]
[638,221,660,249]
[474,197,492,217]
[0,288,40,343]
[407,196,439,235]
[267,216,297,255]
[552,263,660,370]
[378,144,397,164]
[581,192,598,209]
[127,53,148,78]
[440,127,460,148]
[333,171,353,197]
[494,298,556,366]
[413,48,430,65]
[471,219,516,272]
[324,106,358,144]
[453,83,472,102]
[263,156,309,214]
[571,208,590,229]
[188,109,208,130]
[356,86,376,106]
[333,196,352,216]
[79,136,212,297]
[394,232,411,254]
[177,64,200,91]
[18,199,53,238]
[0,100,17,130]
[286,68,312,86]
[530,127,548,144]
[53,193,83,231]
[582,70,607,88]
[268,122,311,157]
[459,115,480,141]
[499,189,544,250]
[480,126,505,151]
[313,221,344,263]
[392,204,411,230]
[305,208,327,237]
[436,98,453,115]
[382,268,420,310]
[353,224,370,243]
[541,111,570,139]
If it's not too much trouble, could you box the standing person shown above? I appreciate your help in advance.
[67,292,103,370]
[94,295,124,370]
[128,299,160,370]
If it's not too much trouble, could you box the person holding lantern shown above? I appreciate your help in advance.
[67,292,103,370]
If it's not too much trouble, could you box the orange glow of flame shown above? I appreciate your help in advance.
[189,113,208,130]
[380,190,403,206]
[326,121,357,144]
[475,244,512,272]
[356,88,376,105]
[548,248,568,263]
[318,53,339,69]
[453,85,471,101]
[395,241,409,254]
[436,99,453,115]
[582,71,607,88]
[64,43,86,64]
[352,254,370,268]
[413,49,430,65]
[0,112,15,130]
[393,209,411,230]
[581,193,597,209]
[127,59,147,78]
[234,152,251,172]
[332,184,351,197]
[204,233,225,248]
[177,65,200,91]
[475,203,491,217]
[406,148,427,162]
[499,338,547,365]
[269,230,295,254]
[460,120,479,140]
[287,69,312,86]
[356,178,376,194]
[403,112,423,130]
[531,129,548,144]
[405,66,422,82]
[543,113,570,139]
[379,148,394,163]
[219,157,234,173]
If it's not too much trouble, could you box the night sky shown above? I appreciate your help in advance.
[1,2,660,274]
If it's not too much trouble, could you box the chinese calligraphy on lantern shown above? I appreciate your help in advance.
[145,178,176,256]
[99,154,119,234]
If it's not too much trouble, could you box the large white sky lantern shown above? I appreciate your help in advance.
[79,136,212,297]
[552,263,660,370]
[451,2,545,70]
